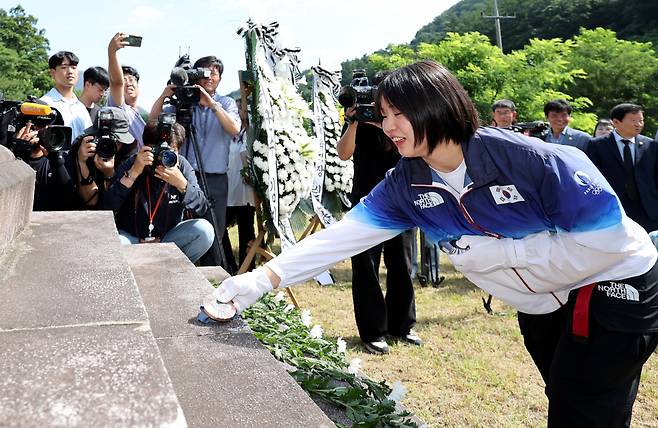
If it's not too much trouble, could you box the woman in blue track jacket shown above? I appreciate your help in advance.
[207,61,658,426]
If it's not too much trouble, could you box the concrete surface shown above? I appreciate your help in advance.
[124,243,334,427]
[0,211,147,330]
[0,145,34,256]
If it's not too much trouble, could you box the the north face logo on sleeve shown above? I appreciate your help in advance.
[598,282,640,302]
[489,185,525,205]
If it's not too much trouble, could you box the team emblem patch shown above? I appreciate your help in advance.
[489,185,525,205]
[574,171,603,195]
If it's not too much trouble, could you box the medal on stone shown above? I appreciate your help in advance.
[202,293,237,322]
[148,223,154,236]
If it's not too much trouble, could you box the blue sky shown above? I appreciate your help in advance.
[4,0,460,107]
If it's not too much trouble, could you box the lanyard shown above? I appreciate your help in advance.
[146,175,168,237]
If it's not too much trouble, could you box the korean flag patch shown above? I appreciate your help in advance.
[489,184,525,205]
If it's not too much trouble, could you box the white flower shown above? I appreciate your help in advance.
[347,358,362,375]
[336,337,346,354]
[387,381,407,403]
[309,325,323,339]
[278,324,290,332]
[277,169,289,181]
[283,304,295,313]
[301,309,312,327]
[273,291,285,302]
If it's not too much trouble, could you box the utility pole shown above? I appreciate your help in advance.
[481,0,516,51]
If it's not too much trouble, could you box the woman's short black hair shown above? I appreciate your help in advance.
[143,120,186,151]
[375,60,479,153]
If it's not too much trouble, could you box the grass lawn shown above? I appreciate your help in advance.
[225,226,658,426]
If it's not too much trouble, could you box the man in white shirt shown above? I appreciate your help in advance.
[40,51,92,144]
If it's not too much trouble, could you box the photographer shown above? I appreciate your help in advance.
[11,121,78,211]
[336,70,420,354]
[1,100,77,210]
[102,119,213,263]
[150,55,240,267]
[210,61,658,426]
[67,106,136,208]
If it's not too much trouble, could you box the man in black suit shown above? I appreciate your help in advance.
[587,103,658,232]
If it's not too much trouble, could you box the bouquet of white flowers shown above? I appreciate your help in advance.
[239,20,317,248]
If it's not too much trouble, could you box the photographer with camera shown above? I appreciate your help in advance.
[336,70,420,354]
[1,99,77,210]
[107,33,147,148]
[67,106,135,208]
[150,55,240,267]
[101,117,213,263]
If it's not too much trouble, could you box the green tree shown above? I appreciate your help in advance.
[365,32,595,129]
[0,5,51,100]
[565,27,658,135]
[504,37,596,131]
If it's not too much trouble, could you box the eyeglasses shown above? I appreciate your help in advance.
[94,83,109,95]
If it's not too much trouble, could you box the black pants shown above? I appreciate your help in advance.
[221,205,256,273]
[351,229,416,342]
[197,173,228,268]
[518,263,658,427]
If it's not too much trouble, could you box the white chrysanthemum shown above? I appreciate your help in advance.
[301,309,312,327]
[273,291,285,302]
[336,337,346,354]
[309,325,323,339]
[348,358,362,375]
[387,381,407,403]
[283,304,295,313]
[247,51,316,221]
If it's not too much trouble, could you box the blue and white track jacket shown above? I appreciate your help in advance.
[267,127,656,314]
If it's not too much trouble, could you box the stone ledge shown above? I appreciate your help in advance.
[0,146,34,256]
[0,323,185,427]
[124,243,335,427]
[0,211,147,330]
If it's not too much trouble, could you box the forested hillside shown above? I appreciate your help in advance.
[413,0,658,52]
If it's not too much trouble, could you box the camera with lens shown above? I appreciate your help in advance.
[151,113,178,168]
[511,121,551,139]
[0,95,71,157]
[338,69,379,122]
[92,109,119,160]
[168,54,211,114]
